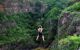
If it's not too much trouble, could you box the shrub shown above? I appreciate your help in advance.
[58,35,80,50]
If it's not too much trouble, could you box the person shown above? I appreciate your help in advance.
[36,25,45,41]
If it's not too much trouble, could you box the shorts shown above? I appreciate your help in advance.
[38,32,43,37]
[38,32,43,41]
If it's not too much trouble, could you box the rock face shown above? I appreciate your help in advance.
[0,4,4,12]
[4,0,30,14]
[58,2,80,35]
[78,47,80,50]
[0,0,47,14]
[59,12,80,35]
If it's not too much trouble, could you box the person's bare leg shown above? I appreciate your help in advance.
[42,35,45,41]
[36,35,39,40]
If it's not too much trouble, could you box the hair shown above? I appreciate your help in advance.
[38,25,42,28]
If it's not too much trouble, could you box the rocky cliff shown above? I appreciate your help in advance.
[0,0,47,15]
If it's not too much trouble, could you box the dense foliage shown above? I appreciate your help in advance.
[59,35,80,50]
[0,0,80,50]
[0,13,34,45]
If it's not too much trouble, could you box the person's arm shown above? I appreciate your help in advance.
[42,35,45,41]
[42,28,45,41]
[36,35,39,40]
